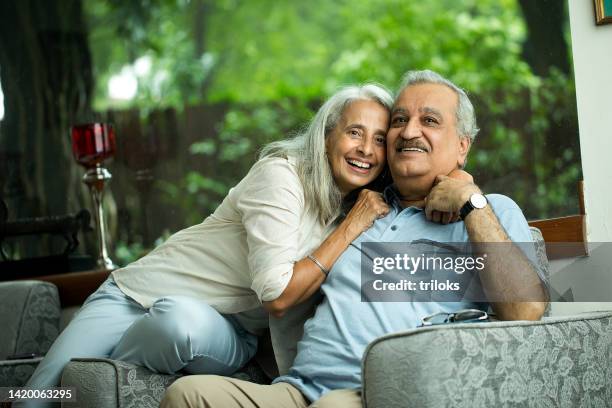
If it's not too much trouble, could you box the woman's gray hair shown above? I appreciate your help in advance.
[260,84,393,223]
[398,70,479,141]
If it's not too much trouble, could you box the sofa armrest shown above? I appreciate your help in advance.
[61,356,270,408]
[62,358,182,408]
[362,311,612,408]
[61,359,121,408]
[0,357,43,387]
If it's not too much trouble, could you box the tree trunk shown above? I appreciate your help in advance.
[0,0,94,257]
[517,0,571,76]
[517,0,580,217]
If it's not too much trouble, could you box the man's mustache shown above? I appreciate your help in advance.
[394,139,429,152]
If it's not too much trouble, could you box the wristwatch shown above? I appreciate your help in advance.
[459,193,488,220]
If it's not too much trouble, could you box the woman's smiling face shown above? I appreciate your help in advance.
[325,99,390,196]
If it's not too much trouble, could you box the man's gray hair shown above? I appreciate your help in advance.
[398,70,479,141]
[260,84,393,223]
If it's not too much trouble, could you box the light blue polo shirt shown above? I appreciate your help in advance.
[275,188,541,402]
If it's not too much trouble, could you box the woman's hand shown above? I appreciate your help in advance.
[264,189,389,317]
[343,189,390,239]
[426,169,475,224]
[448,169,474,183]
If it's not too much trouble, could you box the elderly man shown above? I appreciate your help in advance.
[160,70,549,408]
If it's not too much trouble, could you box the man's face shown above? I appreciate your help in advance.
[387,83,470,187]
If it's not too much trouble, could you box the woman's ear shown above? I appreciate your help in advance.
[457,136,471,168]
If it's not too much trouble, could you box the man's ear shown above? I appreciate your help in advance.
[457,136,471,168]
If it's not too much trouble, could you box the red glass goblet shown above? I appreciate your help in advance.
[71,123,117,270]
[72,123,116,168]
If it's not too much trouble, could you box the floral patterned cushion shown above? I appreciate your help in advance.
[529,226,551,316]
[0,280,60,359]
[0,280,60,387]
[363,311,612,408]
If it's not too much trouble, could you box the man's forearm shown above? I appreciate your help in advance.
[464,206,548,320]
[423,176,548,320]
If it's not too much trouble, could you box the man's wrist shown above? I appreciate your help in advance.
[459,189,488,221]
[457,185,482,211]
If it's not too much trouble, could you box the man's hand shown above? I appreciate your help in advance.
[425,174,481,224]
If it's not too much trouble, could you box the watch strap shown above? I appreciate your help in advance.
[459,193,487,220]
[459,200,475,220]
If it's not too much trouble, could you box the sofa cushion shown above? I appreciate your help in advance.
[362,311,612,408]
[529,226,551,316]
[530,226,549,282]
[0,280,60,359]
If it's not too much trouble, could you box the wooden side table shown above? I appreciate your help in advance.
[15,269,113,307]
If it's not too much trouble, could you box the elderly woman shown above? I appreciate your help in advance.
[24,84,395,397]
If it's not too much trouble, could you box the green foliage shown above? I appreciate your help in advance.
[114,232,170,266]
[85,0,581,244]
[87,0,210,109]
[156,173,226,226]
[114,240,147,266]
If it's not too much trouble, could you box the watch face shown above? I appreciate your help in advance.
[470,193,487,209]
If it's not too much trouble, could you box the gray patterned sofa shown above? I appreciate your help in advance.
[12,227,610,407]
[59,311,612,408]
[0,280,60,387]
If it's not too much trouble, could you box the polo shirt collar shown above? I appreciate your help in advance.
[383,184,425,212]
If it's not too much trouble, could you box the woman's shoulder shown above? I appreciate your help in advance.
[254,155,297,169]
[226,156,304,200]
[249,156,300,183]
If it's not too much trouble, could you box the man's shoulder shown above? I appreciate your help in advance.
[485,193,523,214]
[484,194,534,242]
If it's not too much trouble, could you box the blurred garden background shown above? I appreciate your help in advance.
[0,0,582,266]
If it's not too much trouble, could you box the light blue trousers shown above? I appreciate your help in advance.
[21,276,258,407]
